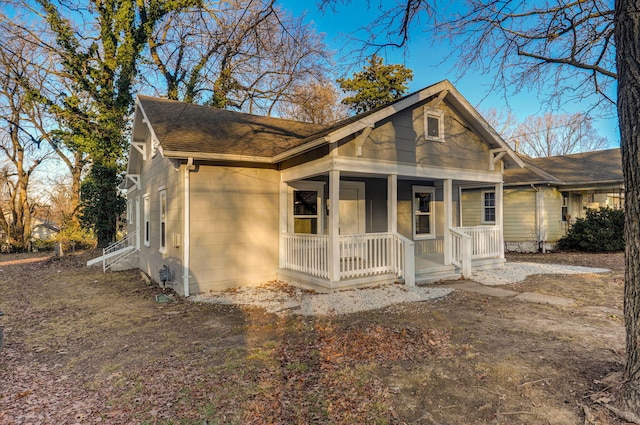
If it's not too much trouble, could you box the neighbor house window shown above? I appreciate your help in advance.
[413,186,435,239]
[561,193,569,222]
[425,108,444,142]
[482,191,496,223]
[293,190,319,234]
[143,195,150,247]
[159,189,167,253]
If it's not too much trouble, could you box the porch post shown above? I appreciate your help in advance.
[495,182,505,258]
[443,179,452,265]
[279,180,288,269]
[387,174,397,233]
[328,170,341,283]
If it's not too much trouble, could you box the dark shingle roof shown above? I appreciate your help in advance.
[504,148,622,185]
[137,95,328,158]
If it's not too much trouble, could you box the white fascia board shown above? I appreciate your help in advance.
[163,150,272,163]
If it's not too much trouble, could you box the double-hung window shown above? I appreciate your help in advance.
[561,193,569,222]
[293,190,319,234]
[290,181,324,234]
[413,186,435,239]
[482,191,496,223]
[159,189,167,253]
[143,195,150,247]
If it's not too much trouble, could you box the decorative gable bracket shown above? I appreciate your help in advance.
[132,142,147,161]
[127,174,141,191]
[490,148,507,171]
[355,125,374,157]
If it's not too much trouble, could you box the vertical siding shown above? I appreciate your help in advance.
[188,166,280,293]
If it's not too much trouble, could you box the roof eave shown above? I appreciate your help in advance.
[163,150,274,164]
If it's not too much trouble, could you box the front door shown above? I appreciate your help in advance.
[339,181,365,235]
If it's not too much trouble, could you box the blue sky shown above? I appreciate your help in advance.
[278,1,620,147]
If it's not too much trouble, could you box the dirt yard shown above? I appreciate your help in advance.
[0,250,628,424]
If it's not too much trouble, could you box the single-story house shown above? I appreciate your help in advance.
[461,148,623,253]
[98,80,526,295]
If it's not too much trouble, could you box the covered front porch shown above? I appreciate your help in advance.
[277,158,506,291]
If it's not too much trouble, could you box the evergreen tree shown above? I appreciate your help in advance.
[337,54,413,113]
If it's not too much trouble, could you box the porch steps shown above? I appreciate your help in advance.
[415,264,460,284]
[86,246,138,271]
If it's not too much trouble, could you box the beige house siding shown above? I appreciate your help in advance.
[503,188,537,242]
[188,165,280,293]
[339,101,493,173]
[132,129,184,292]
[460,190,482,227]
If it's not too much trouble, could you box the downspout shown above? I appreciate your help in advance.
[183,158,195,297]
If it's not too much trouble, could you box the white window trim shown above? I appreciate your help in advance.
[482,190,496,224]
[143,194,150,247]
[424,108,445,142]
[288,181,325,234]
[159,189,167,254]
[413,186,436,240]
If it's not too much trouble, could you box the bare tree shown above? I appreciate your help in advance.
[144,0,332,115]
[0,35,55,247]
[481,107,519,149]
[513,113,609,157]
[0,17,90,228]
[276,80,348,124]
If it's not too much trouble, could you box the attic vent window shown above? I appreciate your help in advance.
[424,108,444,142]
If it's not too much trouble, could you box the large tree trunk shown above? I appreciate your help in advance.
[616,0,640,412]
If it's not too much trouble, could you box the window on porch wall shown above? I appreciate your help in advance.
[413,186,435,239]
[482,191,496,223]
[293,190,318,234]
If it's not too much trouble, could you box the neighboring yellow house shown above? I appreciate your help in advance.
[93,80,526,295]
[462,149,623,253]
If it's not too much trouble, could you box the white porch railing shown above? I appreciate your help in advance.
[103,231,137,272]
[455,226,503,260]
[282,232,415,285]
[449,228,472,277]
[283,227,501,284]
[282,233,328,278]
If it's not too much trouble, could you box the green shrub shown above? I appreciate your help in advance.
[54,223,97,251]
[31,239,55,252]
[557,207,624,252]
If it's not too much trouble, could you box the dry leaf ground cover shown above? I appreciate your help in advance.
[0,250,627,424]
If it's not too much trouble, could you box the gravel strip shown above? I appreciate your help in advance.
[190,285,452,316]
[470,262,610,286]
[190,262,610,316]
